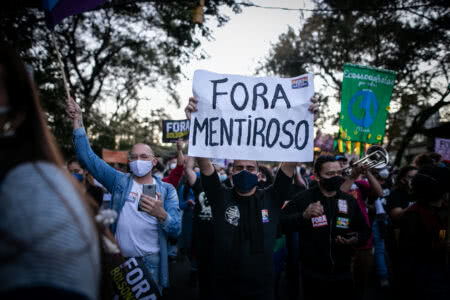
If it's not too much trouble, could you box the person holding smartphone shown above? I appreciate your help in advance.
[66,97,181,293]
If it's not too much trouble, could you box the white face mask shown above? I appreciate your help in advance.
[379,169,389,179]
[219,174,228,182]
[129,160,153,177]
[169,163,177,170]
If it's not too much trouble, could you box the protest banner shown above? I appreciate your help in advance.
[102,149,128,164]
[339,64,396,145]
[108,255,160,300]
[188,70,315,162]
[162,119,190,143]
[435,137,450,161]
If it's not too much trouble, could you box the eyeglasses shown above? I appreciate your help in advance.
[128,153,153,161]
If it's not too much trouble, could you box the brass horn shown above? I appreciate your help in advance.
[342,145,389,177]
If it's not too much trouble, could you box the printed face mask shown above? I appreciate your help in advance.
[129,160,153,177]
[320,175,345,192]
[232,170,258,193]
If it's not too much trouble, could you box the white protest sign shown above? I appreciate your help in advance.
[435,137,450,161]
[188,70,315,162]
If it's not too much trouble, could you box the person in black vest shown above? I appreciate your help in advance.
[184,97,317,300]
[280,155,371,300]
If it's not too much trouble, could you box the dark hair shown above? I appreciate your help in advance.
[412,165,450,203]
[258,165,274,185]
[393,165,417,191]
[67,157,84,169]
[413,152,441,168]
[314,155,337,175]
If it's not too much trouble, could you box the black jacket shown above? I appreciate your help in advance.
[280,186,371,274]
[201,170,292,300]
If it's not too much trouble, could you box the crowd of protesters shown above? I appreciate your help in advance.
[1,42,449,300]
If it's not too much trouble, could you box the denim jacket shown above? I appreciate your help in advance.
[73,128,181,287]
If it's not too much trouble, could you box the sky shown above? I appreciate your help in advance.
[139,0,315,120]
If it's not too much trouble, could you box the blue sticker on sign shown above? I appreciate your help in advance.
[292,76,308,89]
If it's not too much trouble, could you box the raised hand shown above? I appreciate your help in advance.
[66,97,84,128]
[176,139,184,152]
[184,97,198,120]
[308,97,320,121]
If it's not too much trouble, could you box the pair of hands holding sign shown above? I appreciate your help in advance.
[185,97,320,120]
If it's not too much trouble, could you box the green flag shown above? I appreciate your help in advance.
[339,64,396,144]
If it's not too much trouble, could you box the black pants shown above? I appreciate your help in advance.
[302,274,355,300]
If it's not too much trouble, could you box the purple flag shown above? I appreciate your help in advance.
[44,0,107,29]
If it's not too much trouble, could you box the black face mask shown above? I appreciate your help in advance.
[320,175,344,192]
[232,170,258,193]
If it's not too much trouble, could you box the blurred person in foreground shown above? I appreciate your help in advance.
[67,95,181,292]
[398,165,450,300]
[0,41,100,299]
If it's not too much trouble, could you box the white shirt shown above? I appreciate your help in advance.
[115,180,160,257]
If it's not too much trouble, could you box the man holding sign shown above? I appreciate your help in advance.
[184,70,318,300]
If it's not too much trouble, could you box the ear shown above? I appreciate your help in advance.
[152,157,158,167]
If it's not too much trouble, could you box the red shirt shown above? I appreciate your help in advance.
[162,164,184,188]
[348,179,373,249]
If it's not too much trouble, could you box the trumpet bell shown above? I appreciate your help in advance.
[342,145,389,176]
[365,145,389,169]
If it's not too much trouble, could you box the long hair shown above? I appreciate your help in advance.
[0,41,101,264]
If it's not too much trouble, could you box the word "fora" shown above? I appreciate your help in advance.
[211,78,292,111]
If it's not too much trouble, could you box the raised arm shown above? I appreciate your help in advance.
[366,170,383,198]
[185,96,215,176]
[176,139,185,167]
[184,156,197,187]
[66,97,121,192]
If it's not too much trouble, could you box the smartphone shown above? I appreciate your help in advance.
[139,184,156,211]
[345,232,358,239]
[143,184,156,197]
